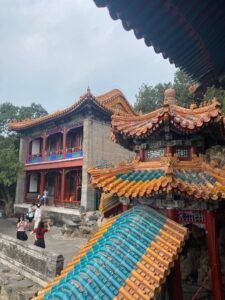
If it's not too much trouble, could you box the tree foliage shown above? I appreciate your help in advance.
[0,102,47,216]
[134,69,225,113]
[204,87,225,112]
[134,83,171,113]
[0,102,47,135]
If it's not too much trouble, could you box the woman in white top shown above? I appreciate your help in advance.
[34,204,42,229]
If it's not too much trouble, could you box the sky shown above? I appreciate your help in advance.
[0,0,176,113]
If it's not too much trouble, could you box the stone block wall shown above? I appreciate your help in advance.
[81,118,133,210]
[15,137,28,205]
[0,233,64,286]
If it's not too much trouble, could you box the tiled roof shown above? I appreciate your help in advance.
[112,97,223,140]
[89,155,225,204]
[9,89,136,131]
[33,206,188,300]
[93,1,225,89]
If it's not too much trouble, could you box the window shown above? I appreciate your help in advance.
[175,148,188,158]
[145,148,164,160]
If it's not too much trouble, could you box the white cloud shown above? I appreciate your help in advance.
[0,0,176,112]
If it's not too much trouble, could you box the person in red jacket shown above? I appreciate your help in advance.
[31,220,50,248]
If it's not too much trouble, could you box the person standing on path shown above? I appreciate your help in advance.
[25,203,35,230]
[33,204,42,229]
[30,221,50,248]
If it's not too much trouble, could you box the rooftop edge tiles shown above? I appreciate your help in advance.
[33,206,188,300]
[9,89,136,131]
[88,155,225,209]
[111,96,223,140]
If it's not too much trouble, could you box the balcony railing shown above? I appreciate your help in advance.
[27,154,43,164]
[27,147,83,164]
[45,150,64,161]
[66,147,83,158]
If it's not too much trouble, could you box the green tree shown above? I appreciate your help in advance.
[204,86,225,112]
[134,69,225,113]
[0,136,22,216]
[0,102,47,135]
[0,102,47,216]
[173,70,191,106]
[18,103,48,120]
[135,83,171,113]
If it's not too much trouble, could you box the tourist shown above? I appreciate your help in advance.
[33,204,42,229]
[39,188,48,206]
[16,216,28,241]
[31,221,50,249]
[25,203,35,230]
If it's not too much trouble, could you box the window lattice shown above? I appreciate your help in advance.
[145,148,164,159]
[175,148,188,158]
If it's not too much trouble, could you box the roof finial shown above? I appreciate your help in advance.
[164,88,176,106]
[87,85,91,95]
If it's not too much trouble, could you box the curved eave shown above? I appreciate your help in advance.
[88,158,225,202]
[111,101,224,141]
[93,0,225,88]
[96,88,137,116]
[9,95,112,132]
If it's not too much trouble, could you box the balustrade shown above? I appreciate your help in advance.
[26,147,83,163]
[27,128,83,164]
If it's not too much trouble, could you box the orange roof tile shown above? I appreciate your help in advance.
[88,155,225,206]
[9,89,136,131]
[32,206,188,300]
[112,98,223,139]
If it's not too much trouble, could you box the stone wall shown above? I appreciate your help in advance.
[0,262,41,300]
[15,137,27,205]
[0,233,64,286]
[81,118,134,210]
[14,204,81,226]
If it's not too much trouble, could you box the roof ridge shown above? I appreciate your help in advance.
[9,88,135,131]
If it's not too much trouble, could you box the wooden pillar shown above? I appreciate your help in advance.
[40,172,45,197]
[139,149,145,162]
[42,135,47,160]
[166,146,174,156]
[121,204,131,212]
[166,208,183,300]
[63,126,67,158]
[204,210,224,300]
[190,146,197,157]
[61,169,66,207]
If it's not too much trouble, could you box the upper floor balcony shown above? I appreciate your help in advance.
[26,126,83,164]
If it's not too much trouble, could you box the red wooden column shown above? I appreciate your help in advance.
[166,208,183,300]
[62,126,67,158]
[190,146,197,157]
[139,149,145,161]
[204,210,224,300]
[61,169,66,207]
[166,146,174,156]
[42,135,47,160]
[40,172,45,197]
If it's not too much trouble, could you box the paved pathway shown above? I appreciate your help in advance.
[0,217,87,265]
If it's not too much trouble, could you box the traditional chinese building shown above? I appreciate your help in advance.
[88,88,225,299]
[33,89,213,300]
[10,88,135,216]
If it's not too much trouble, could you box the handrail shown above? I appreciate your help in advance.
[191,265,214,300]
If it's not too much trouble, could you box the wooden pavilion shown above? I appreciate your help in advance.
[89,88,225,299]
